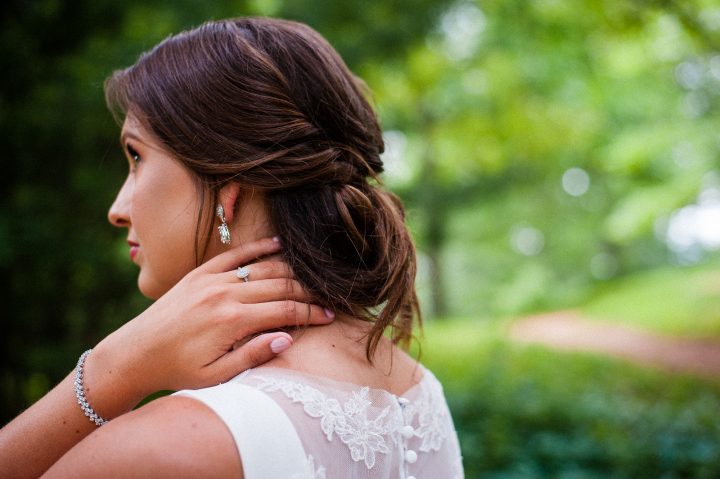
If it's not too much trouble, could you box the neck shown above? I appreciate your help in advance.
[261,314,422,396]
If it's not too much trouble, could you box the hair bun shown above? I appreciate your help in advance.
[331,145,382,184]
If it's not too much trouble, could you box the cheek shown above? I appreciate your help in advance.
[132,171,200,295]
[140,214,197,287]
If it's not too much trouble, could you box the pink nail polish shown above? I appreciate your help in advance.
[270,337,291,354]
[324,308,335,319]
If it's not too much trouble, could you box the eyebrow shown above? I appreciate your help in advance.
[119,130,142,147]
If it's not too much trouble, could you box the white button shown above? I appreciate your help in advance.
[401,425,415,439]
[397,397,410,406]
[405,449,418,463]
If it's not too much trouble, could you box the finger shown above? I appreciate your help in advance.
[205,332,293,382]
[220,261,294,283]
[237,301,335,334]
[230,278,314,303]
[199,237,281,274]
[227,277,310,303]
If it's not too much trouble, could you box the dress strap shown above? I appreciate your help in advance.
[175,382,308,479]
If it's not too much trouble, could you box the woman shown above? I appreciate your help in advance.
[0,17,463,478]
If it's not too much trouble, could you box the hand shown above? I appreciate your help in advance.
[87,237,333,417]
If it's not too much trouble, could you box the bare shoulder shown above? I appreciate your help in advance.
[42,396,242,479]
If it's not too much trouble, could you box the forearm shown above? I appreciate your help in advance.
[0,350,145,479]
[0,372,97,479]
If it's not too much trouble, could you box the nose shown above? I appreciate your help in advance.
[108,175,132,228]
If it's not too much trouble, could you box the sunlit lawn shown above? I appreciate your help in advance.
[581,261,720,339]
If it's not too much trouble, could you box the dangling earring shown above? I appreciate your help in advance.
[216,205,231,245]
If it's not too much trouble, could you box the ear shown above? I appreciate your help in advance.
[217,182,243,225]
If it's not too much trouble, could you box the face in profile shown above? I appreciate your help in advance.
[107,114,200,299]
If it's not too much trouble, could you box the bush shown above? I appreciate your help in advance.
[421,320,720,478]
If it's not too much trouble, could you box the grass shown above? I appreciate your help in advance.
[419,318,720,478]
[580,262,720,339]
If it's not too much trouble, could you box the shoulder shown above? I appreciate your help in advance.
[43,395,242,479]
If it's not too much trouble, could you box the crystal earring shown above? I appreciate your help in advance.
[216,205,231,245]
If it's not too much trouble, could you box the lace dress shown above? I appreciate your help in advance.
[175,366,464,478]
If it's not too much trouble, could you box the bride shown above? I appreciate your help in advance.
[0,17,463,478]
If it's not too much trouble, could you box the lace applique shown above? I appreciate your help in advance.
[402,378,450,452]
[252,372,453,470]
[291,454,326,479]
[254,376,394,469]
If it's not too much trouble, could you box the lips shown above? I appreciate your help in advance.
[128,240,140,260]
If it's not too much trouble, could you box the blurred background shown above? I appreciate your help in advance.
[2,0,720,476]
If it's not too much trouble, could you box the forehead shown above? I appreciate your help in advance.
[119,113,166,154]
[120,113,146,141]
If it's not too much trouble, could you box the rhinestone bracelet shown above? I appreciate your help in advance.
[74,349,108,426]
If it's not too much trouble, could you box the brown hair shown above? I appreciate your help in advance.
[104,17,420,359]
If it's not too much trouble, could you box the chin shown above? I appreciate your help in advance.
[137,272,169,300]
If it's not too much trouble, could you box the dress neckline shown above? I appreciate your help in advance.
[239,364,431,400]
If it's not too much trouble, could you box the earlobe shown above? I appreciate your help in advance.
[217,182,243,225]
[217,184,274,244]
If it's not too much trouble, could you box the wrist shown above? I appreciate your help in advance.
[74,350,108,425]
[83,339,149,418]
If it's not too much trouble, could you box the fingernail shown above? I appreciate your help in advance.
[272,236,280,243]
[324,308,335,319]
[270,336,292,354]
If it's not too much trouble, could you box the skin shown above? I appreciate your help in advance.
[1,114,422,478]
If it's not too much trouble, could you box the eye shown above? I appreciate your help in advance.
[125,144,141,168]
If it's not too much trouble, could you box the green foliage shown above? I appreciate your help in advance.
[367,0,720,317]
[422,319,720,478]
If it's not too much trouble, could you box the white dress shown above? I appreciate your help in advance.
[175,366,464,479]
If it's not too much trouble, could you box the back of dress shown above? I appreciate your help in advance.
[176,366,463,478]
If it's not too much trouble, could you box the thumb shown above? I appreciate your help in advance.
[207,332,293,382]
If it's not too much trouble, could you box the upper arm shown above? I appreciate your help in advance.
[41,396,243,479]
